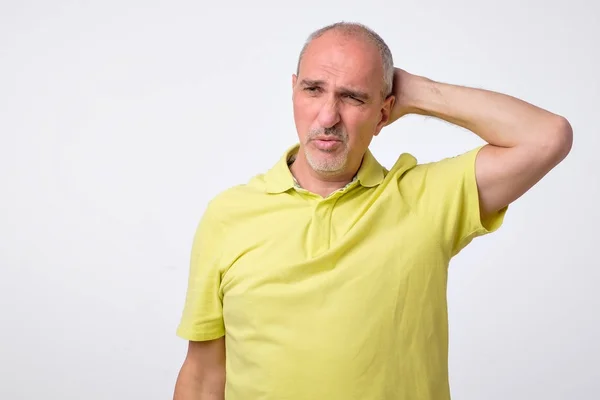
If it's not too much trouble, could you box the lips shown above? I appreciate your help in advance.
[312,138,343,151]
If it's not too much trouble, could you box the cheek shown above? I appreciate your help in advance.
[293,99,317,129]
[342,111,381,150]
[344,110,378,136]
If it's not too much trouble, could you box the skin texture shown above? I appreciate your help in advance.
[172,25,573,400]
[172,338,225,400]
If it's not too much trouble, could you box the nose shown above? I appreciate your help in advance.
[316,97,341,129]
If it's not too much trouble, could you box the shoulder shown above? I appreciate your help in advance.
[202,183,254,216]
[390,146,484,208]
[199,175,274,227]
[399,146,483,185]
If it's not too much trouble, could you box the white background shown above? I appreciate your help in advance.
[1,1,598,399]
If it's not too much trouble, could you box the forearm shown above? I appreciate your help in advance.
[173,361,225,400]
[404,75,568,148]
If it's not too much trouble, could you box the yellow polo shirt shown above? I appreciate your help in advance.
[177,143,507,400]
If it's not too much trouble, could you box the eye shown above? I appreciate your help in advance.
[343,94,364,104]
[304,86,321,93]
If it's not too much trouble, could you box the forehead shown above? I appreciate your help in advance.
[299,31,383,91]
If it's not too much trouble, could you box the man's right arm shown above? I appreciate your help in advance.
[173,337,226,400]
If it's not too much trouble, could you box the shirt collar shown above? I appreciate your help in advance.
[264,143,386,194]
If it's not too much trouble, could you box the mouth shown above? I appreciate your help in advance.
[312,137,344,151]
[312,136,342,142]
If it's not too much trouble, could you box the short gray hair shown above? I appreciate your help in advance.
[296,22,394,99]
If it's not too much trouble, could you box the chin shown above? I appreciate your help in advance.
[306,150,348,174]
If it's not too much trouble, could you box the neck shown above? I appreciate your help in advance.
[289,149,357,198]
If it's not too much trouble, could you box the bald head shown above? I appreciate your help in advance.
[296,22,394,99]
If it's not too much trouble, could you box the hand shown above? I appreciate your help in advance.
[386,68,423,125]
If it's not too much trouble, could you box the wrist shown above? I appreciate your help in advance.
[402,74,437,115]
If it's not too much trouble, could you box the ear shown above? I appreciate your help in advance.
[373,95,395,136]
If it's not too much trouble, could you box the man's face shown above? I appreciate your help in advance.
[292,31,394,176]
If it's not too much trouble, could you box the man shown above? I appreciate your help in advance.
[172,22,572,400]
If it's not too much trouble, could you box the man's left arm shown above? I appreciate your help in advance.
[389,68,573,220]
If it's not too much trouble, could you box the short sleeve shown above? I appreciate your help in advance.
[410,146,508,257]
[176,203,226,341]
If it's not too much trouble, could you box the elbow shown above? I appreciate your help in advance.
[551,115,573,161]
[537,115,573,165]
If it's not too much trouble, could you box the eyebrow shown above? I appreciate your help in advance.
[299,79,371,102]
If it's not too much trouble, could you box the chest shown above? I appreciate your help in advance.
[218,193,447,301]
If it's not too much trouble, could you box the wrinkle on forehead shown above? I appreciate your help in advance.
[299,31,383,94]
